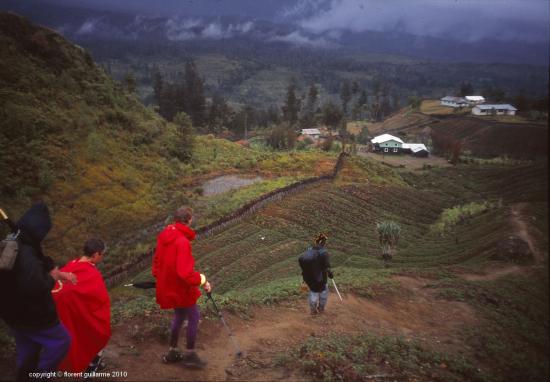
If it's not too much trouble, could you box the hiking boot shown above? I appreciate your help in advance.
[310,307,318,315]
[182,351,207,369]
[162,348,184,364]
[318,306,325,314]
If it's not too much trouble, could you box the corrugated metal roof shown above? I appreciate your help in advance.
[371,134,404,144]
[301,129,321,135]
[465,96,485,101]
[474,104,517,111]
[441,96,467,103]
[402,143,429,153]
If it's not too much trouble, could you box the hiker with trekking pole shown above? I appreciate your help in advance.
[298,233,342,315]
[152,206,211,369]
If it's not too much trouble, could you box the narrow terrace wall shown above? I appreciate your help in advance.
[105,153,348,287]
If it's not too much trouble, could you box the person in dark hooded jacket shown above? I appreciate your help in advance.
[299,233,333,315]
[0,203,76,381]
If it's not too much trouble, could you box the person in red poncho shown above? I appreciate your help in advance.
[153,206,211,369]
[52,238,111,373]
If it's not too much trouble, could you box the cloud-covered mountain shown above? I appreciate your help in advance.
[1,0,548,65]
[280,0,549,44]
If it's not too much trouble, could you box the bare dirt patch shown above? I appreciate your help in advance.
[358,151,452,170]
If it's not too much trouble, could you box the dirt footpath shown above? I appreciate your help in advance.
[103,277,477,381]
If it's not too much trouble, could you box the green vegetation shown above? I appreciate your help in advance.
[110,158,547,381]
[195,177,304,226]
[0,14,342,274]
[288,334,482,382]
[460,155,531,166]
[434,268,549,381]
[432,201,497,234]
[376,221,401,261]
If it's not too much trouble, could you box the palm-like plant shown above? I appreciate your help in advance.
[376,221,401,261]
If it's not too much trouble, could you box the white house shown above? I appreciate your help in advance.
[301,128,321,139]
[472,104,517,116]
[465,95,485,105]
[440,96,469,108]
[371,134,404,154]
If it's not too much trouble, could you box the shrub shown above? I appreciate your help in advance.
[357,126,371,144]
[172,112,195,162]
[376,221,401,261]
[321,136,334,151]
[432,201,495,233]
[266,124,297,150]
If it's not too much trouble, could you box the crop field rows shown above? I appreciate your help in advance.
[190,162,544,293]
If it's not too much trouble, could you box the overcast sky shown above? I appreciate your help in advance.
[12,0,550,42]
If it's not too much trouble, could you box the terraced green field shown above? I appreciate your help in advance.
[191,161,543,289]
[122,158,547,300]
[105,157,549,382]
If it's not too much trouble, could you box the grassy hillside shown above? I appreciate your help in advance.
[0,13,338,272]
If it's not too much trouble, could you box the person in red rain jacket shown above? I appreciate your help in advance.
[152,206,211,369]
[52,238,110,373]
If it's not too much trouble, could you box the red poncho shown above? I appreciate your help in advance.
[152,222,202,309]
[52,260,111,372]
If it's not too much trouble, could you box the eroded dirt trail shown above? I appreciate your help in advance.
[510,203,543,263]
[104,277,477,381]
[458,203,545,282]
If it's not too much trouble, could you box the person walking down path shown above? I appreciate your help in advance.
[153,206,212,369]
[299,233,334,315]
[52,238,111,373]
[0,203,76,381]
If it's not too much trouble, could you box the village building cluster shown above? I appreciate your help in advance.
[440,95,517,116]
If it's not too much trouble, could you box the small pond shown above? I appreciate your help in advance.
[201,175,264,196]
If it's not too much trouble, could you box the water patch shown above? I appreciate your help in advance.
[202,175,264,196]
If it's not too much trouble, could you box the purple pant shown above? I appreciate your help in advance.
[12,323,71,379]
[170,305,200,350]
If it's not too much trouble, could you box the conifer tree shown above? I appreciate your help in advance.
[153,69,163,106]
[282,78,301,127]
[184,60,206,128]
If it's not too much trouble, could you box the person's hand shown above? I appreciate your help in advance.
[50,268,77,284]
[327,270,334,279]
[59,271,78,285]
[203,281,212,293]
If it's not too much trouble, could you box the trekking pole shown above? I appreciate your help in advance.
[331,278,343,302]
[206,292,243,358]
[0,208,18,233]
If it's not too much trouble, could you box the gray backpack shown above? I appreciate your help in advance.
[0,232,19,270]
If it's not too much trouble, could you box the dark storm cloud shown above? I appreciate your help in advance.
[282,0,549,42]
[14,0,550,43]
[39,0,296,18]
